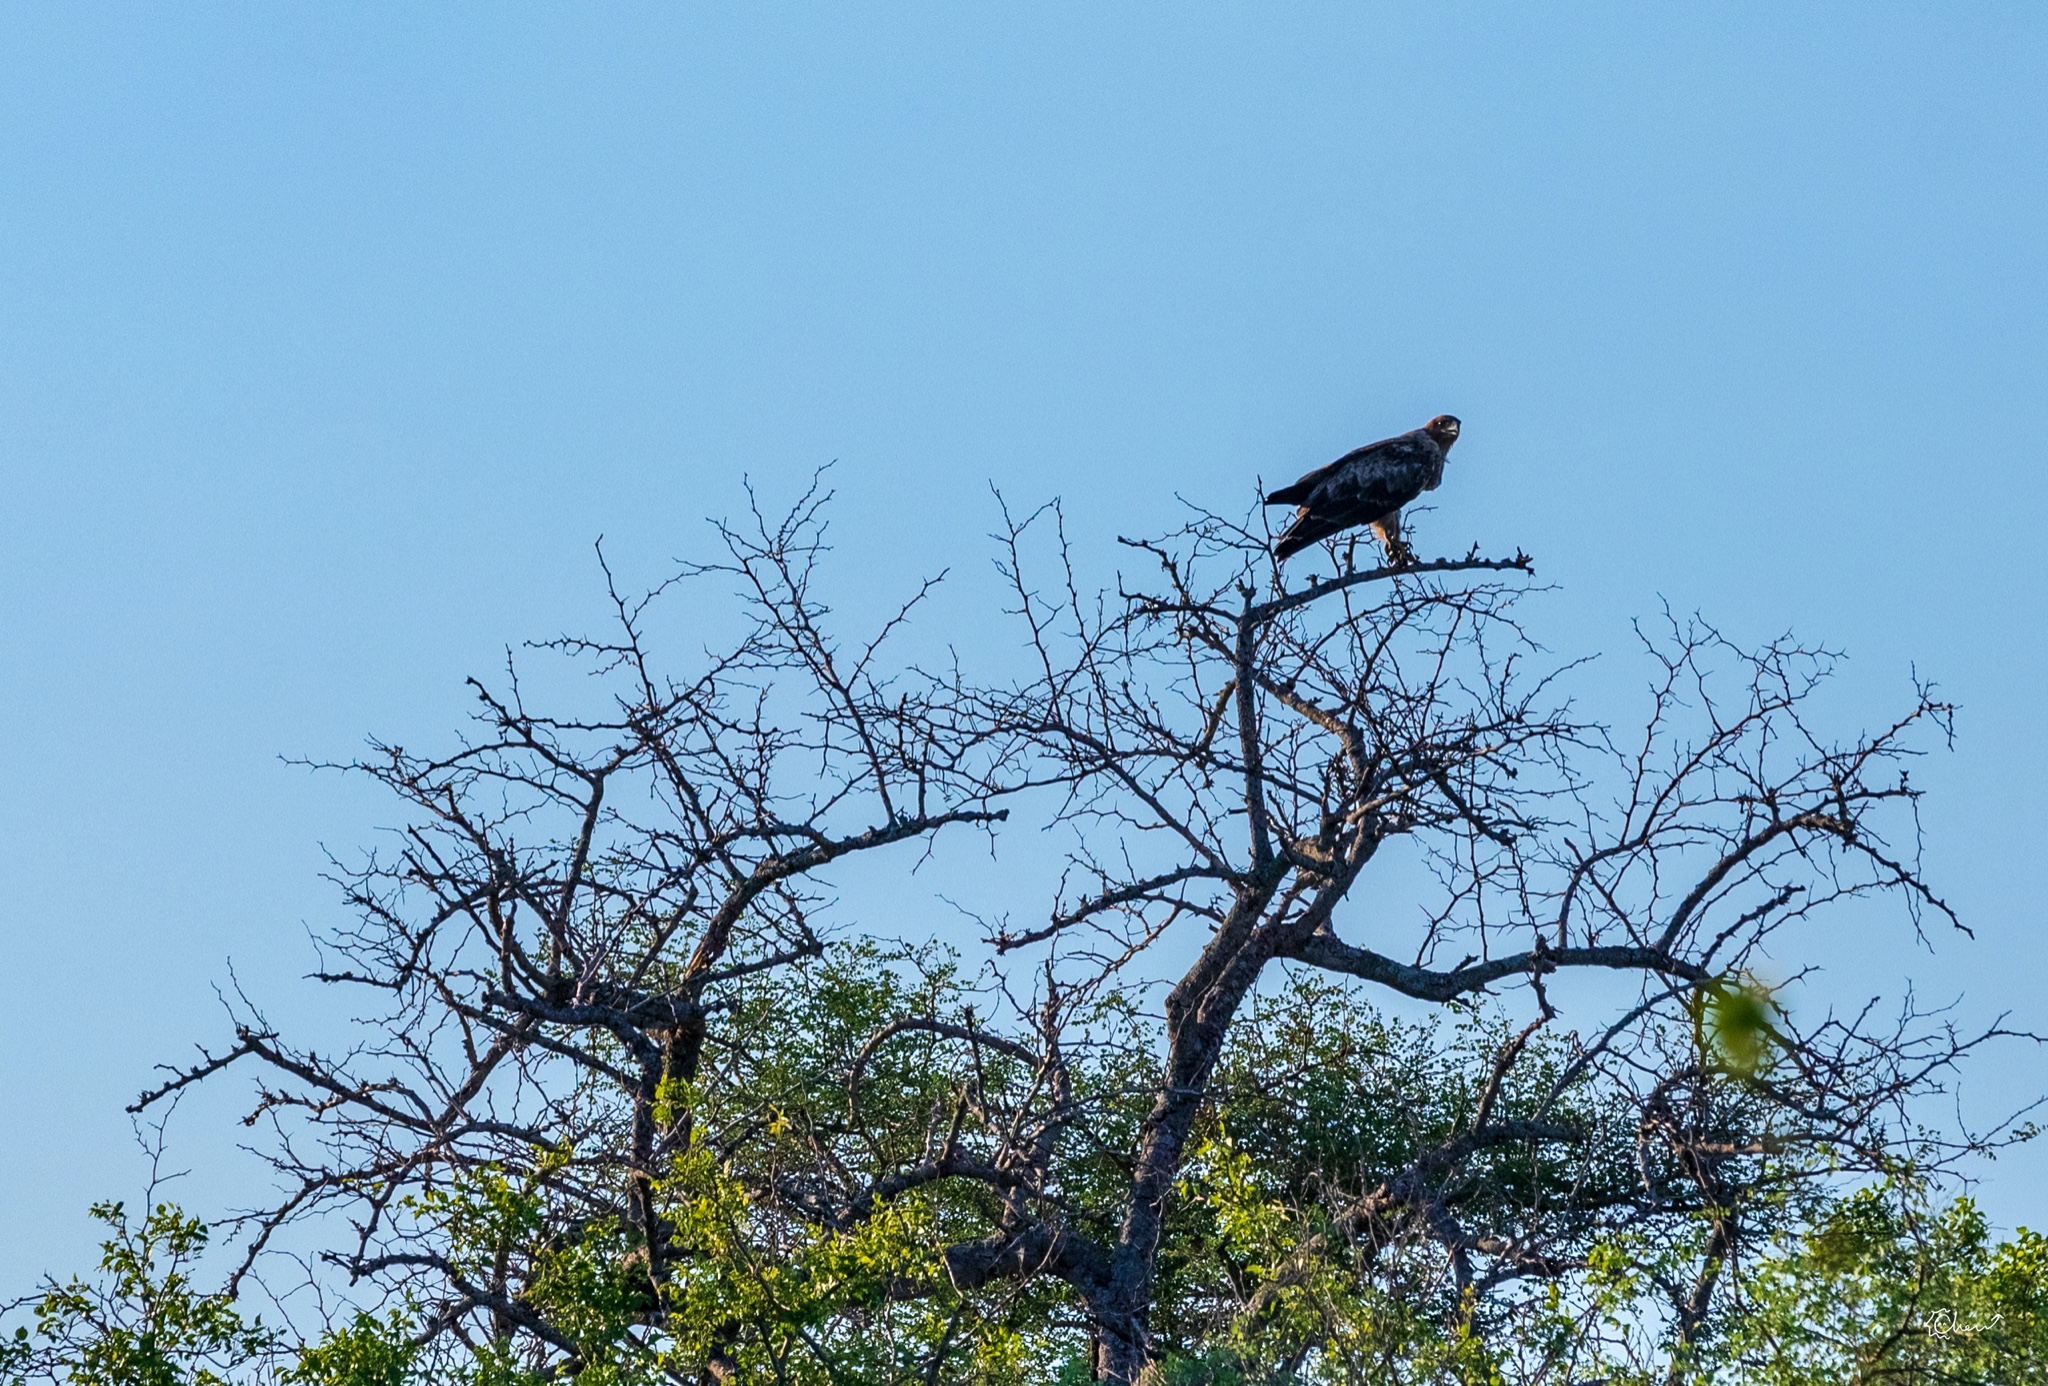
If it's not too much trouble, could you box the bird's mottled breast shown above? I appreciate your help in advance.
[1419,443,1446,492]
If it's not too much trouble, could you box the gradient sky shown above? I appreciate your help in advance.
[3,4,2045,1286]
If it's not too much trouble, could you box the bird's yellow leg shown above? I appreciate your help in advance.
[1371,517,1414,569]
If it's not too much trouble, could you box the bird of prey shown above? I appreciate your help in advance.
[1266,415,1460,565]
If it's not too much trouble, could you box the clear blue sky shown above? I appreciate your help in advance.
[3,4,2044,1285]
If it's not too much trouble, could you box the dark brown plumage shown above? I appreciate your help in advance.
[1267,415,1460,564]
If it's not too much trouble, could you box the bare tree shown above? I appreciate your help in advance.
[135,482,1020,1329]
[134,488,2024,1384]
[946,504,2010,1381]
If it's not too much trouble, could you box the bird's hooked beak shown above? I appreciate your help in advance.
[1425,415,1461,449]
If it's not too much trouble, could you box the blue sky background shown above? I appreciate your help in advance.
[2,4,2044,1286]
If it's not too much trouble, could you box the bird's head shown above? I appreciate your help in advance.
[1424,415,1461,449]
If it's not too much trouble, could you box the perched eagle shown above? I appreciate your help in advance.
[1266,415,1460,564]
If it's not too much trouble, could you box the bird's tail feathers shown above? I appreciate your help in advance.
[1273,517,1338,562]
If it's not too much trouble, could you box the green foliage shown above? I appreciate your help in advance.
[404,1162,661,1384]
[1692,973,1785,1079]
[1137,978,1651,1382]
[651,941,1084,1382]
[1706,1182,2048,1384]
[1,1201,273,1386]
[10,957,2044,1385]
[1161,1131,1501,1385]
[279,1313,415,1386]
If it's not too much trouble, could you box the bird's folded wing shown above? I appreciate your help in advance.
[1309,441,1428,518]
[1267,433,1429,507]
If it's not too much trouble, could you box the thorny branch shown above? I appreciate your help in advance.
[140,488,2027,1384]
